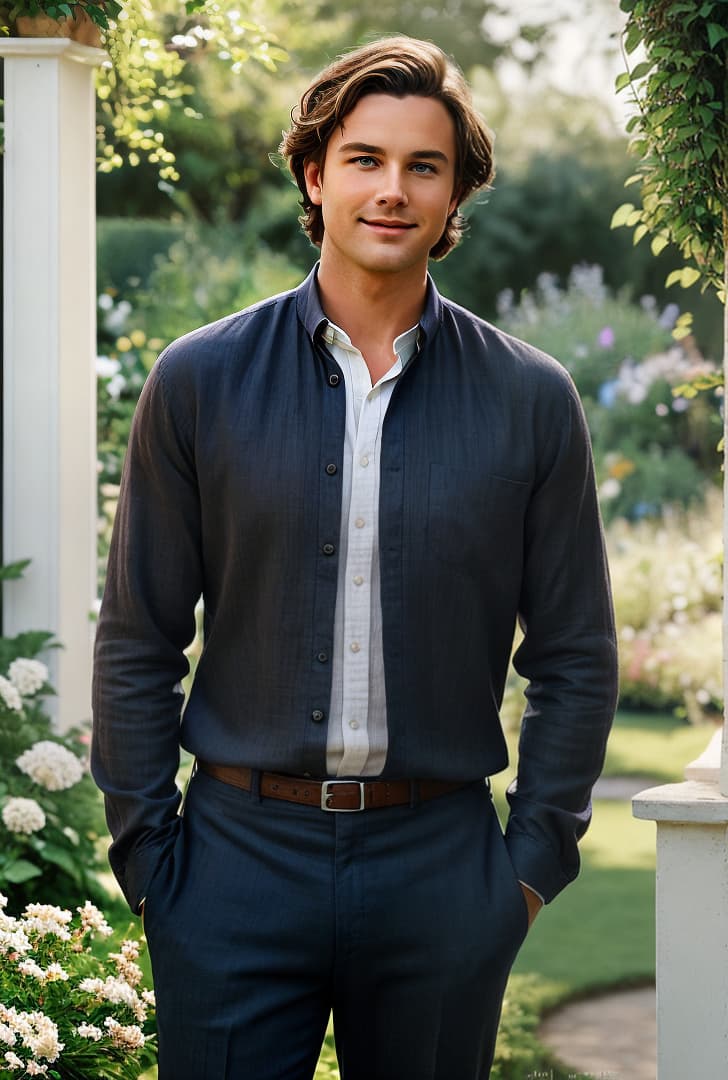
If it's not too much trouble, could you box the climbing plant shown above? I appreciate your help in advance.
[612,0,727,305]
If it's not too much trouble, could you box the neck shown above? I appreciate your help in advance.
[315,254,427,352]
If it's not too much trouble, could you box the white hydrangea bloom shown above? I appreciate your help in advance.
[77,901,112,937]
[16,741,83,792]
[26,1061,49,1076]
[0,676,23,713]
[77,1023,103,1041]
[4,1051,24,1069]
[103,1017,145,1049]
[0,921,31,956]
[17,959,45,981]
[81,975,147,1022]
[0,1023,16,1046]
[2,798,45,835]
[8,659,48,697]
[22,905,72,941]
[0,1009,62,1065]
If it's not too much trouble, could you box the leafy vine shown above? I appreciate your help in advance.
[613,0,727,302]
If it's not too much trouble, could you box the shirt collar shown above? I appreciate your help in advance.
[295,262,444,350]
[321,320,420,368]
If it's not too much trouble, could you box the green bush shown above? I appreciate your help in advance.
[0,566,106,911]
[497,264,722,521]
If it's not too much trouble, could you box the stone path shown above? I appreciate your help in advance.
[539,985,656,1080]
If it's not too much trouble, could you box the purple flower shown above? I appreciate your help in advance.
[597,326,615,348]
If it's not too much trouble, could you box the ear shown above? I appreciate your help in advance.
[448,189,460,218]
[304,159,324,206]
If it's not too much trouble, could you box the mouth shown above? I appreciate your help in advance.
[360,218,417,233]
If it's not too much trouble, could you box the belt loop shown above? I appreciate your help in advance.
[249,768,262,803]
[409,780,420,809]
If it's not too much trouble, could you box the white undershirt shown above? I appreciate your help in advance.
[324,320,419,777]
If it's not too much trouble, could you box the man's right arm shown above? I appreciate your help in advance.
[92,351,202,914]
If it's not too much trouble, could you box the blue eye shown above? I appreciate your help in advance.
[411,162,436,174]
[354,156,378,167]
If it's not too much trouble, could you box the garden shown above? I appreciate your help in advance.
[2,0,728,1076]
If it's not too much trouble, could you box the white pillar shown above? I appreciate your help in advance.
[0,38,104,729]
[633,780,728,1078]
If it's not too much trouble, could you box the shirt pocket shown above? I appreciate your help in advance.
[427,462,530,580]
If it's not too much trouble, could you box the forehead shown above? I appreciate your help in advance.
[330,93,456,158]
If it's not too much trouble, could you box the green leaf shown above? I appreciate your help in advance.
[666,266,702,289]
[624,22,643,55]
[0,559,30,581]
[651,234,670,256]
[610,203,636,229]
[3,858,43,884]
[630,61,653,80]
[633,223,648,245]
[615,71,632,92]
[42,843,82,881]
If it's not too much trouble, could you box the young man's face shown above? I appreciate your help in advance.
[304,93,459,281]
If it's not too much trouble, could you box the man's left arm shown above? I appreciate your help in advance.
[505,379,619,907]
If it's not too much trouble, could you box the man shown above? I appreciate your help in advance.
[92,36,618,1080]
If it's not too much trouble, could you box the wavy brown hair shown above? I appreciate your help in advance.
[279,36,495,260]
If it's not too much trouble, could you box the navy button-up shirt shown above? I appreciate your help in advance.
[92,266,618,912]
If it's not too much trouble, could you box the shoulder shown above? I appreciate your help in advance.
[155,286,300,383]
[438,295,578,403]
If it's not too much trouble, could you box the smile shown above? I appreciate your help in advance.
[360,219,416,231]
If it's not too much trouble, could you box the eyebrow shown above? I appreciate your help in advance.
[337,141,450,163]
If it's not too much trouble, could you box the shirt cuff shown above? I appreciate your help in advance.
[518,880,545,904]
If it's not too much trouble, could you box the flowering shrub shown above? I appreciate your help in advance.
[498,264,722,521]
[0,895,156,1079]
[0,568,105,911]
[608,493,723,718]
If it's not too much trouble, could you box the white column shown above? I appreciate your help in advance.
[0,38,104,729]
[633,781,728,1078]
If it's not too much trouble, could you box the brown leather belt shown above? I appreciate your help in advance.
[197,760,471,812]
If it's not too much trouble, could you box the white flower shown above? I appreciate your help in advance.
[4,1051,24,1069]
[0,921,31,957]
[599,478,621,501]
[2,798,45,835]
[81,975,147,1022]
[0,676,23,712]
[17,959,46,981]
[103,1017,145,1049]
[0,893,8,910]
[7,1011,62,1062]
[0,1023,16,1046]
[8,659,48,697]
[16,741,83,792]
[77,1023,103,1041]
[77,901,112,937]
[26,1061,48,1076]
[22,905,72,940]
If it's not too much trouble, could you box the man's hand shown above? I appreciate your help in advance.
[520,883,543,928]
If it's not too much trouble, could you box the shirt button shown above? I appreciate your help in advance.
[328,373,340,386]
[325,463,337,475]
[353,575,364,586]
[322,543,335,555]
[316,651,328,663]
[349,720,359,730]
[355,518,365,528]
[360,455,369,467]
[311,709,325,723]
[350,642,360,653]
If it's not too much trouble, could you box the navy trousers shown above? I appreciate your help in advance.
[142,769,530,1079]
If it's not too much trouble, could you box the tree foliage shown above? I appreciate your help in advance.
[613,0,728,300]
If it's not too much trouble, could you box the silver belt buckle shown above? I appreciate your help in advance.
[321,779,366,812]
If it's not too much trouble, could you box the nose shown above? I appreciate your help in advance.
[375,167,408,207]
